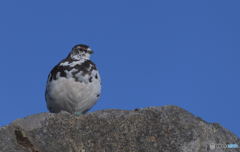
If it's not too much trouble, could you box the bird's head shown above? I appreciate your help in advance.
[68,44,93,60]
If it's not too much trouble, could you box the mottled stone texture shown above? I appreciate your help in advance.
[0,106,239,152]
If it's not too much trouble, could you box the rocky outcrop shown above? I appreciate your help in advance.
[0,106,239,152]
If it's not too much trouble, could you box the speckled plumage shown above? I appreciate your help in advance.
[45,44,101,115]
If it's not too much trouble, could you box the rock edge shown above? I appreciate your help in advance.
[0,106,239,152]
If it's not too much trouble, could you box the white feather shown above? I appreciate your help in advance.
[46,70,101,114]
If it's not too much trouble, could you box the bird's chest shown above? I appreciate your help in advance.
[47,70,101,101]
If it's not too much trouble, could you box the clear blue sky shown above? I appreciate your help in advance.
[0,0,239,137]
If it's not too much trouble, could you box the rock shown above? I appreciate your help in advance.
[0,106,239,152]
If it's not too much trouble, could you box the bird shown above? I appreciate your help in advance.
[45,44,101,115]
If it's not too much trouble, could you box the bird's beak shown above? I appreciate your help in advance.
[88,49,94,54]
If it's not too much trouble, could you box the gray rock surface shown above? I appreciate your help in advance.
[0,106,239,152]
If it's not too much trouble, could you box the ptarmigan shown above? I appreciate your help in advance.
[45,44,101,115]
